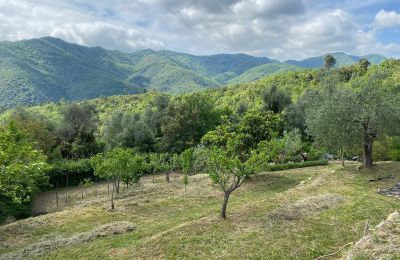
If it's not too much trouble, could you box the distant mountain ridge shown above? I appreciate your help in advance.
[284,52,386,68]
[0,37,387,108]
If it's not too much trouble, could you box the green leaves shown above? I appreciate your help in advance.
[202,111,283,161]
[90,148,143,185]
[181,149,194,175]
[204,146,254,192]
[0,122,50,204]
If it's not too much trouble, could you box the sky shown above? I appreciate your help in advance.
[0,0,399,60]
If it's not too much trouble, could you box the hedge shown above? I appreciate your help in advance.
[265,160,328,172]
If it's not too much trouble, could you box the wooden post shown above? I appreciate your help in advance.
[55,187,59,207]
[65,174,69,204]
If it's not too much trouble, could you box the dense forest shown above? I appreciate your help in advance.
[0,37,386,108]
[1,55,399,222]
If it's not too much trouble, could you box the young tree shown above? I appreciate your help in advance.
[181,149,194,175]
[205,147,254,219]
[90,154,114,206]
[120,154,143,189]
[160,153,172,183]
[182,174,189,193]
[91,148,143,209]
[79,178,93,199]
[181,149,194,191]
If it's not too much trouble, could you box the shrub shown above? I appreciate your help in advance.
[265,160,328,172]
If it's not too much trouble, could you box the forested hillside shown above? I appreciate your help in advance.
[0,37,387,108]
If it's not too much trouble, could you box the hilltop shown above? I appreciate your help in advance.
[0,37,386,108]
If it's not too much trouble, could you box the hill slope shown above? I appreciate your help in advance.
[0,37,278,108]
[0,37,387,108]
[0,163,399,259]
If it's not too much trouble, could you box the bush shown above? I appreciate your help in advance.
[265,160,328,172]
[48,159,97,188]
[0,196,31,224]
[192,145,208,173]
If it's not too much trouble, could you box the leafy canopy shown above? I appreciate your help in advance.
[0,122,50,203]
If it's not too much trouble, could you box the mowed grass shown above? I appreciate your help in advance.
[1,162,399,259]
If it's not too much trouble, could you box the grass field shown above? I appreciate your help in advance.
[1,162,399,259]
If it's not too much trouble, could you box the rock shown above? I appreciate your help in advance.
[299,181,305,186]
[386,211,400,222]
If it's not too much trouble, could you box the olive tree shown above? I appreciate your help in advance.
[305,71,400,167]
[262,85,292,113]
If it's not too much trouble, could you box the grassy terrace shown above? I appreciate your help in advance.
[1,162,399,259]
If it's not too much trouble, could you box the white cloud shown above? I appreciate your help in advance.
[0,0,164,51]
[285,9,373,58]
[0,0,398,59]
[231,0,305,18]
[374,10,400,28]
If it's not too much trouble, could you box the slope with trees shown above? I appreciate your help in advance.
[0,37,388,108]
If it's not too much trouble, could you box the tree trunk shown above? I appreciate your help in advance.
[111,179,115,210]
[55,187,58,207]
[166,172,170,183]
[107,179,110,195]
[65,174,69,204]
[116,179,120,194]
[220,192,231,219]
[341,147,345,167]
[300,153,307,162]
[363,139,373,168]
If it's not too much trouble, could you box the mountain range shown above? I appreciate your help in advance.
[0,37,386,108]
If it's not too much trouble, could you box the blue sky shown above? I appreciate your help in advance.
[0,0,399,59]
